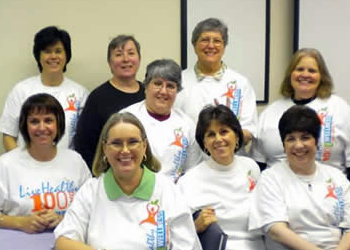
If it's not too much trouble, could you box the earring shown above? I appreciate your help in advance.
[143,154,147,162]
[103,155,108,163]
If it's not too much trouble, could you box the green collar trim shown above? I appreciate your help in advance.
[103,166,155,201]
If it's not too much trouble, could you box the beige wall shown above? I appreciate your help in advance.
[258,0,295,112]
[0,0,294,155]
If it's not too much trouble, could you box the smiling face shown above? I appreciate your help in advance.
[284,131,317,174]
[204,119,237,165]
[291,56,321,100]
[27,110,58,147]
[40,41,67,75]
[194,31,225,71]
[145,77,178,115]
[103,122,146,181]
[108,40,140,80]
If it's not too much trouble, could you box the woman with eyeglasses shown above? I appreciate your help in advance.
[54,112,202,250]
[249,105,350,250]
[121,59,203,182]
[175,18,257,147]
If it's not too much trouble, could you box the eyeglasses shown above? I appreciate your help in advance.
[151,80,177,92]
[105,139,143,151]
[198,37,224,47]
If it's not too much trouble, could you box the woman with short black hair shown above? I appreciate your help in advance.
[0,26,89,151]
[249,105,350,250]
[178,104,265,250]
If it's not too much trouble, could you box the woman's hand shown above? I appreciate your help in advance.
[194,207,218,233]
[332,231,350,250]
[39,209,63,229]
[268,222,324,250]
[18,211,49,234]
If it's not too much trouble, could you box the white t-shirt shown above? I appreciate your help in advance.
[0,147,91,216]
[54,168,202,250]
[121,100,203,182]
[175,67,257,137]
[251,95,350,172]
[249,160,350,250]
[177,156,265,250]
[0,75,89,148]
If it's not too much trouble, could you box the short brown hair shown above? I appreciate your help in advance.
[280,48,333,99]
[107,35,141,62]
[19,93,65,146]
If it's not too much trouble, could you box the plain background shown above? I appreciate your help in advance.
[0,0,294,155]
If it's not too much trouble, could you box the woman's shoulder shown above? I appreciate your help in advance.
[182,67,195,77]
[261,160,290,179]
[59,147,82,157]
[57,148,88,166]
[170,108,196,127]
[235,155,260,169]
[177,161,207,183]
[317,161,348,180]
[63,77,88,92]
[9,75,42,95]
[0,147,25,165]
[311,95,350,116]
[224,67,249,81]
[74,176,101,196]
[87,81,111,96]
[327,94,350,106]
[120,100,145,114]
[261,98,293,114]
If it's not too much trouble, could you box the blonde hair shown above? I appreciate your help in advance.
[280,48,333,99]
[92,112,161,177]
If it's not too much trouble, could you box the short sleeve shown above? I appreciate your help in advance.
[338,173,350,229]
[340,103,350,169]
[0,161,8,212]
[167,184,202,250]
[249,170,289,232]
[0,85,23,137]
[54,179,95,242]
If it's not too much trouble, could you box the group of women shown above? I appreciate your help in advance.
[0,16,349,250]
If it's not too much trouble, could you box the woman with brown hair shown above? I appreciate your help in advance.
[251,48,350,176]
[55,112,201,250]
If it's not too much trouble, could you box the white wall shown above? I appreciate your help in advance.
[0,0,294,154]
[298,0,350,104]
